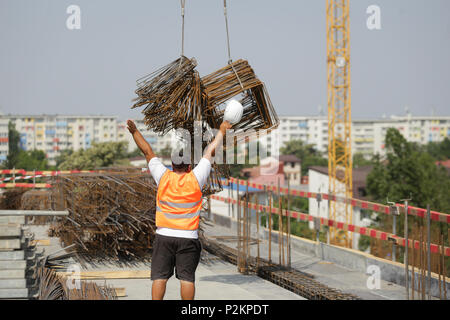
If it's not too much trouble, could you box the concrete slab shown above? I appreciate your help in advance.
[0,269,26,279]
[0,279,27,289]
[0,250,25,260]
[0,288,28,299]
[0,239,21,250]
[0,226,22,237]
[202,222,411,300]
[0,260,27,269]
[85,256,304,300]
[24,224,304,301]
[0,217,25,224]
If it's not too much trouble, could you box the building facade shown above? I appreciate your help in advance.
[308,166,374,250]
[1,113,449,166]
[258,115,450,160]
[0,118,9,162]
[3,115,117,165]
[117,119,174,154]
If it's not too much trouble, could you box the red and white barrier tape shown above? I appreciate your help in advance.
[0,183,52,188]
[227,177,450,224]
[210,194,450,257]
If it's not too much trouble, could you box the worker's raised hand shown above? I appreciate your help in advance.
[127,120,137,134]
[220,120,232,134]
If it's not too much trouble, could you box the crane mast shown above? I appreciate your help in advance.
[326,0,353,247]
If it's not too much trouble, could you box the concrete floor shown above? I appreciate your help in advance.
[202,223,409,300]
[29,225,304,300]
[28,221,412,300]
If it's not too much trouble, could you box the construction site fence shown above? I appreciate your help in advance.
[225,177,450,224]
[1,170,449,224]
[210,194,450,257]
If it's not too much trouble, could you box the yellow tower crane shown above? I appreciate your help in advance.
[326,0,353,247]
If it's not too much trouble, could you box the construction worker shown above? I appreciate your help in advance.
[127,119,232,300]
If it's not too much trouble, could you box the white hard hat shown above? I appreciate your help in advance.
[223,99,243,124]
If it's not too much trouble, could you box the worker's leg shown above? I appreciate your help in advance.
[180,280,195,300]
[150,234,176,300]
[152,279,168,300]
[175,237,202,300]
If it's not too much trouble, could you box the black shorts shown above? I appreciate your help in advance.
[151,233,202,283]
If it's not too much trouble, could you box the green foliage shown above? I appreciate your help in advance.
[260,214,327,242]
[4,121,22,168]
[159,144,172,158]
[227,144,255,180]
[58,141,129,170]
[280,139,327,175]
[367,128,450,213]
[14,150,49,171]
[54,149,73,168]
[364,128,450,271]
[358,235,371,252]
[353,153,374,168]
[259,194,324,241]
[1,122,50,170]
[127,148,143,159]
[423,137,450,160]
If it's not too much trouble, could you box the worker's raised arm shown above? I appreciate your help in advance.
[127,120,156,163]
[203,121,232,162]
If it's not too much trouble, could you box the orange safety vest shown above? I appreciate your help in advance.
[156,170,203,230]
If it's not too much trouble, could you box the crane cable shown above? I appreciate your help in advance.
[223,0,232,64]
[180,0,186,57]
[222,0,244,89]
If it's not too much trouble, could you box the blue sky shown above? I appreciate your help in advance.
[0,0,449,121]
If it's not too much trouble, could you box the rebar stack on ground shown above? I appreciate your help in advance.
[0,188,27,209]
[21,189,54,225]
[37,267,117,300]
[49,173,158,261]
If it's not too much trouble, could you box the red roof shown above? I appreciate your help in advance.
[436,159,450,169]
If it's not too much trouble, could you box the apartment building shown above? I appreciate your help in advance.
[117,119,175,154]
[3,115,117,165]
[353,115,450,158]
[260,115,450,160]
[1,113,449,166]
[256,116,329,158]
[0,118,9,162]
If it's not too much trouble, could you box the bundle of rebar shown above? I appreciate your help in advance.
[202,59,279,140]
[132,56,202,135]
[131,57,279,195]
[0,188,27,209]
[20,189,53,225]
[49,173,158,261]
[37,267,117,300]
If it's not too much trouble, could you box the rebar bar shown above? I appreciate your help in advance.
[201,236,360,300]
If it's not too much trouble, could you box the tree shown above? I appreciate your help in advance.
[159,144,172,158]
[353,153,374,168]
[58,141,129,170]
[2,122,50,170]
[54,149,73,168]
[423,137,450,160]
[4,121,21,168]
[366,128,449,211]
[364,128,450,269]
[14,150,49,171]
[127,148,142,159]
[280,139,327,175]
